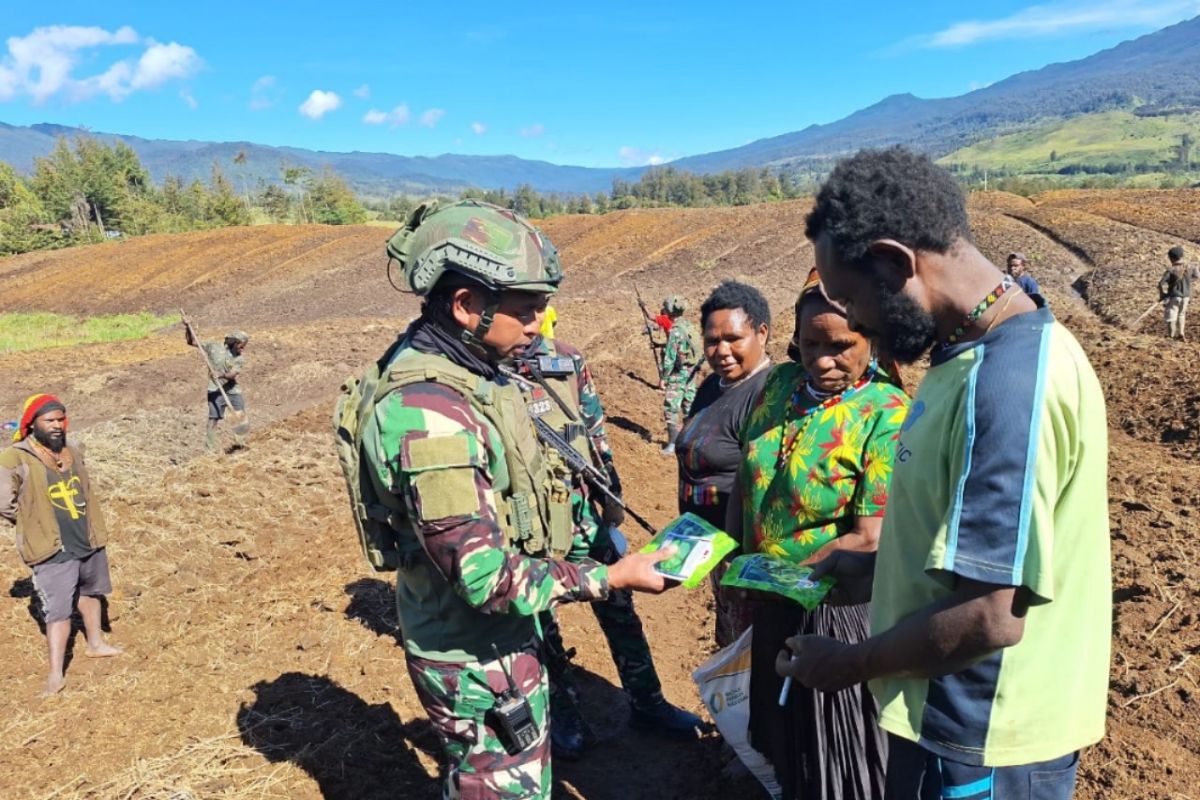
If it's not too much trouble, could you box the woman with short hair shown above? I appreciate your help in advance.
[675,280,772,647]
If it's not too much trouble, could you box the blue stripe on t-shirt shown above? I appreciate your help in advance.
[1012,323,1053,585]
[944,346,985,572]
[939,309,1053,587]
[920,648,1005,763]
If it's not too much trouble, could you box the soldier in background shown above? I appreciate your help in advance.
[659,295,703,454]
[184,327,250,452]
[515,336,702,760]
[360,200,675,798]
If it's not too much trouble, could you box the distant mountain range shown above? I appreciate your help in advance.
[2,15,1198,195]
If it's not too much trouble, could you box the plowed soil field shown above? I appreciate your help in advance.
[0,194,1196,799]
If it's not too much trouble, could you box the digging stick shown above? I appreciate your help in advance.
[1129,300,1162,331]
[180,310,250,436]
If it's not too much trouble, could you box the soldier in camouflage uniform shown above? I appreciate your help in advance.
[514,337,702,759]
[659,295,702,455]
[184,327,249,453]
[359,200,675,799]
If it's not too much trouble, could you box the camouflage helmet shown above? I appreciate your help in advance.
[663,295,686,314]
[386,199,563,296]
[225,330,250,344]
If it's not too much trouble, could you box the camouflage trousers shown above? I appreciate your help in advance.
[542,520,664,708]
[406,640,551,800]
[662,368,701,428]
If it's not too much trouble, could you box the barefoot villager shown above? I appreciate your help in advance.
[0,394,122,696]
[675,280,773,648]
[782,147,1111,800]
[1159,245,1198,341]
[335,200,678,799]
[184,323,250,453]
[726,270,907,800]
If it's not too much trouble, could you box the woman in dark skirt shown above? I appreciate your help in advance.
[727,270,908,800]
[675,280,772,647]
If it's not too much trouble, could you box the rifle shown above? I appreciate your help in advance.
[180,310,250,436]
[531,415,658,536]
[634,285,665,382]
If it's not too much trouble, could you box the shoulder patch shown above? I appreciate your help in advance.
[401,432,479,473]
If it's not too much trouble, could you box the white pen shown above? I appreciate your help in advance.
[779,662,795,706]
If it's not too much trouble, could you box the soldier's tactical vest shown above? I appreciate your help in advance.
[516,340,592,464]
[374,346,582,661]
[382,347,577,560]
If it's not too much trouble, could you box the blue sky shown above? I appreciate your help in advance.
[2,1,1198,168]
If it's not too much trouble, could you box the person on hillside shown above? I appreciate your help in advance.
[358,200,677,798]
[726,270,907,800]
[1159,245,1198,340]
[782,147,1110,800]
[184,327,250,452]
[675,281,772,647]
[1006,252,1041,297]
[512,335,701,761]
[659,295,703,455]
[0,394,122,697]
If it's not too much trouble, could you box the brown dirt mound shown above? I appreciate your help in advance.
[1036,189,1200,244]
[0,199,1197,799]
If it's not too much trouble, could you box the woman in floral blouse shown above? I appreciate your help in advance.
[728,269,908,800]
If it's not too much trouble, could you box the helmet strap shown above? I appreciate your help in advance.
[459,296,502,359]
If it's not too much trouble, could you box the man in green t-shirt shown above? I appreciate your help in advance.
[777,147,1110,800]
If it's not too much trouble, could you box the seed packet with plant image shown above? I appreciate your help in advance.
[639,512,739,589]
[720,553,835,610]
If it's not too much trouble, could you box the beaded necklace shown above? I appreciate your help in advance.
[776,364,877,470]
[941,275,1014,346]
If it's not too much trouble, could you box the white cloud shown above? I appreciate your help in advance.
[363,103,410,126]
[419,108,446,128]
[520,123,545,138]
[0,25,201,104]
[249,75,277,110]
[299,89,342,120]
[914,0,1200,48]
[353,83,370,98]
[180,88,198,109]
[471,121,487,135]
[618,146,668,167]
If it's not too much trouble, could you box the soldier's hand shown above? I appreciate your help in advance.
[658,381,666,391]
[607,546,678,594]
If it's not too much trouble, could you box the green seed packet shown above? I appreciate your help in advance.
[639,512,739,589]
[720,553,836,610]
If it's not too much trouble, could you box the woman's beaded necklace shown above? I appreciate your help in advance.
[776,363,877,470]
[941,275,1014,347]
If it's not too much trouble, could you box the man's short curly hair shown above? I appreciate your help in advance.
[700,280,771,331]
[805,147,972,268]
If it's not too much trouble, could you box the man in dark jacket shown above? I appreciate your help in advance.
[1159,246,1198,340]
[0,394,121,696]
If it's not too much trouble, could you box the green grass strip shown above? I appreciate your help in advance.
[0,311,179,354]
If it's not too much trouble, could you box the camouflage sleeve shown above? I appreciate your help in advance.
[367,382,609,615]
[662,326,680,376]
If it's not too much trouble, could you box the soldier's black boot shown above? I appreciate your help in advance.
[628,696,703,740]
[550,688,587,761]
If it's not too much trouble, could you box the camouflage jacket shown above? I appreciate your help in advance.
[661,318,701,378]
[363,344,609,661]
[202,341,244,395]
